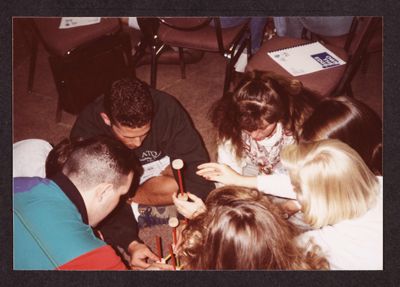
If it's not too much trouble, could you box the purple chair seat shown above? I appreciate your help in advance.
[33,18,120,56]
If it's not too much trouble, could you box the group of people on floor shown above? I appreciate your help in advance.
[13,16,382,271]
[14,69,382,270]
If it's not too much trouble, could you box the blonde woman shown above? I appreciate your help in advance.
[280,139,382,270]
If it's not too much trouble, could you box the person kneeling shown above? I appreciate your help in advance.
[14,136,172,270]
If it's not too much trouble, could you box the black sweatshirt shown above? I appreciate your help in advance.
[71,88,215,251]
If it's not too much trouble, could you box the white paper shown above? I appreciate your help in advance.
[139,155,171,184]
[268,41,346,76]
[59,17,101,29]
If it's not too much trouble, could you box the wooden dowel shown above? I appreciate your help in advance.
[156,236,162,260]
[163,253,171,261]
[169,244,176,270]
[172,227,177,246]
[177,169,185,195]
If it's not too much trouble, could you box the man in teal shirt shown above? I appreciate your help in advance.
[14,136,169,270]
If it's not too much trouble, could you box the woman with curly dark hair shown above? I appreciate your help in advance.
[196,70,318,200]
[209,70,318,175]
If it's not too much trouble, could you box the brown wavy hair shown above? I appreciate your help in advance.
[179,186,329,270]
[211,70,318,159]
[300,96,382,175]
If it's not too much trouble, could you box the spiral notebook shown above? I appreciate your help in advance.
[267,41,346,76]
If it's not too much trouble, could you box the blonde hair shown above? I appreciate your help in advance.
[179,186,329,270]
[281,139,380,228]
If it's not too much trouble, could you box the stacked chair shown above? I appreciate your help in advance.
[26,17,135,122]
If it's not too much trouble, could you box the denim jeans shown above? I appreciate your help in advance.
[273,16,354,38]
[211,17,268,54]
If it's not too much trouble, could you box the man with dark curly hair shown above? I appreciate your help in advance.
[70,77,214,268]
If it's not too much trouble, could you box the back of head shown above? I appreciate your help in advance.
[234,71,291,133]
[104,77,154,128]
[281,139,380,228]
[300,96,382,175]
[46,138,75,178]
[180,186,328,270]
[58,136,141,191]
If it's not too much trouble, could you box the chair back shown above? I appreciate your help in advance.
[158,17,226,53]
[138,17,213,42]
[332,17,381,96]
[154,17,248,55]
[346,17,381,58]
[301,17,356,51]
[158,17,212,30]
[142,16,250,94]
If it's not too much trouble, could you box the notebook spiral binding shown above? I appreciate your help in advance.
[267,41,320,54]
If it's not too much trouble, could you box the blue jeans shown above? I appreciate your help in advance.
[273,16,354,38]
[211,17,268,54]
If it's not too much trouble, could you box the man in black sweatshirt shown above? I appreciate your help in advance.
[70,77,214,267]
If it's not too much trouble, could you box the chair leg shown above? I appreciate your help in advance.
[28,34,38,94]
[48,57,65,123]
[55,96,62,123]
[120,32,135,78]
[247,37,252,59]
[132,38,148,68]
[247,33,252,56]
[150,46,157,88]
[223,60,233,97]
[178,47,186,79]
[361,54,370,74]
[346,84,353,98]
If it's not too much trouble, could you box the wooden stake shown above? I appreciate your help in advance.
[172,228,177,246]
[168,216,179,246]
[156,236,162,261]
[169,244,176,270]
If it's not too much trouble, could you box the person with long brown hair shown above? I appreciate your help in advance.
[210,70,318,177]
[174,186,329,270]
[198,96,382,202]
[301,96,382,175]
